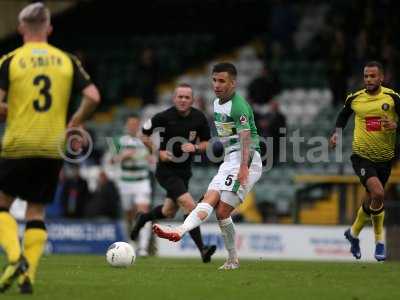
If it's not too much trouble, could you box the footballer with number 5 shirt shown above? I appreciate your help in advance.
[153,63,263,270]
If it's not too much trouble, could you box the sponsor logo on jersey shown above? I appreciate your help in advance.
[365,116,381,131]
[189,131,197,141]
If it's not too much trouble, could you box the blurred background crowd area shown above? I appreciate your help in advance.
[1,0,400,225]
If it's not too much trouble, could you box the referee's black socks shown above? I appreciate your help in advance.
[131,205,168,240]
[147,205,165,221]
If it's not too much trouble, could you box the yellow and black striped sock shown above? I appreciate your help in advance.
[23,220,47,283]
[0,208,21,263]
[350,204,371,238]
[370,205,385,244]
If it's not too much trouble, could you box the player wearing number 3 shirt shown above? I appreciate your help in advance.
[0,3,100,294]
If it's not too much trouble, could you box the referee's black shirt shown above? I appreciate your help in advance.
[142,107,211,177]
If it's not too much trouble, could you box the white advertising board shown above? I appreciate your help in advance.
[156,223,381,262]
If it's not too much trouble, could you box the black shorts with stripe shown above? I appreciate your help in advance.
[0,158,63,204]
[351,154,392,189]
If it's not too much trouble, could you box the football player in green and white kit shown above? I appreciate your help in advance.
[153,63,263,269]
[111,115,153,256]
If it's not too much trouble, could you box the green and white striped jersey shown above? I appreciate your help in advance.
[113,135,150,182]
[213,93,260,154]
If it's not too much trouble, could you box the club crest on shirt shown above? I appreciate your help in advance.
[189,131,197,142]
[239,115,248,125]
[382,103,390,111]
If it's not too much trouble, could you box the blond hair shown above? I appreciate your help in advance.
[18,2,50,31]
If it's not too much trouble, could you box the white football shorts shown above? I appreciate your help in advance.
[207,150,262,203]
[118,179,151,210]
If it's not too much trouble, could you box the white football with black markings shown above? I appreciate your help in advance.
[106,242,136,267]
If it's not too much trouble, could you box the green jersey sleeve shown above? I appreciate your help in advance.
[231,97,251,132]
[111,136,122,154]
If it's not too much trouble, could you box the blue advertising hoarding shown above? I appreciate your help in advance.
[17,220,128,254]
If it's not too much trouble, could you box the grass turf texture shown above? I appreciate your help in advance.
[1,255,399,300]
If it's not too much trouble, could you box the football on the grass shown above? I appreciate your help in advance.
[106,242,136,267]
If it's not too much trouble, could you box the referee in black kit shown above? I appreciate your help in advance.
[130,83,216,263]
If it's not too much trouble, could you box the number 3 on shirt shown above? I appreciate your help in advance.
[33,74,52,112]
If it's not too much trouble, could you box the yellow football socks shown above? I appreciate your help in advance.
[23,221,47,283]
[350,205,370,237]
[370,207,385,244]
[0,211,21,263]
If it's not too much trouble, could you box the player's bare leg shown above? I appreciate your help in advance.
[161,198,179,218]
[126,206,136,231]
[136,203,151,256]
[121,195,136,241]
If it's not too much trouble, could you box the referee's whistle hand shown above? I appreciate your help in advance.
[159,150,173,162]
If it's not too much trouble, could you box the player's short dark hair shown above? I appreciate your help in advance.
[126,113,140,121]
[365,61,384,73]
[212,62,237,78]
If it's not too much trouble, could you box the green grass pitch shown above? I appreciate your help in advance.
[1,255,399,300]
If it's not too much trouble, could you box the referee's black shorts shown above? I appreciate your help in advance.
[155,170,191,201]
[0,157,63,204]
[351,154,393,189]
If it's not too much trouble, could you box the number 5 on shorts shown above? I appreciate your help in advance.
[225,174,234,186]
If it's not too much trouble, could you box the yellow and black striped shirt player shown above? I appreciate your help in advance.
[0,44,92,199]
[331,61,398,262]
[0,3,100,294]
